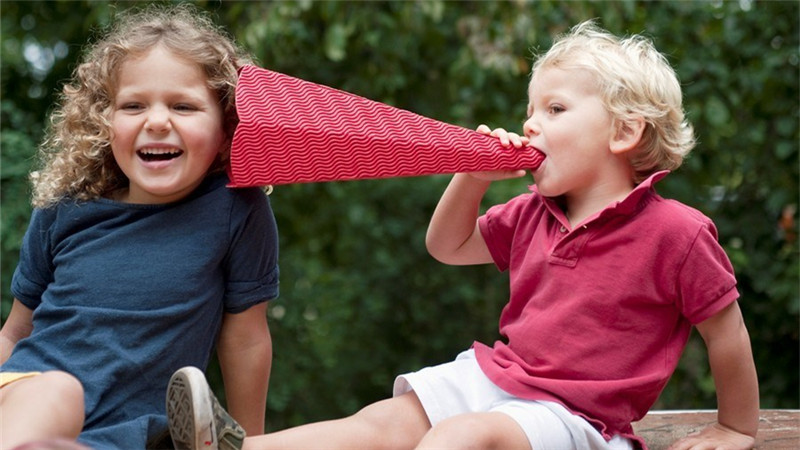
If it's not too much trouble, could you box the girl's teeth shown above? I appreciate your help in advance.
[138,149,183,161]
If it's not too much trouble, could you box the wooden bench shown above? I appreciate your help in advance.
[632,410,799,449]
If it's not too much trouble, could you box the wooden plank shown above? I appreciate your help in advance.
[632,410,799,449]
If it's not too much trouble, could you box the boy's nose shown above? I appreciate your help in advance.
[522,116,540,137]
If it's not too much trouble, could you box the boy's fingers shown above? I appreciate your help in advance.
[508,133,524,148]
[476,125,528,148]
[476,124,491,134]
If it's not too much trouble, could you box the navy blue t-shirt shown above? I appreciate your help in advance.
[4,174,279,449]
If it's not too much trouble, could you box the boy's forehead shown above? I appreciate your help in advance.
[528,66,597,96]
[526,67,551,100]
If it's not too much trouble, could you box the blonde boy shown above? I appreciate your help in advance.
[168,20,758,450]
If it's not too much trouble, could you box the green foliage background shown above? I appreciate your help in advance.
[2,0,797,432]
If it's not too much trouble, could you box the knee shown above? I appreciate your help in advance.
[41,371,84,407]
[40,371,85,429]
[350,395,430,449]
[425,415,491,449]
[422,414,527,450]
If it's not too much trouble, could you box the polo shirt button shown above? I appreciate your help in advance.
[559,226,567,233]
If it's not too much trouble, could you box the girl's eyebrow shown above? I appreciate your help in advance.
[114,88,208,103]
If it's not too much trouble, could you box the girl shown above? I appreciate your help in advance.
[0,5,279,449]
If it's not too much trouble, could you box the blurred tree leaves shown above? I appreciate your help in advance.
[1,0,797,432]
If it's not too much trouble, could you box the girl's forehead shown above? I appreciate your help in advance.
[125,44,182,64]
[115,45,200,80]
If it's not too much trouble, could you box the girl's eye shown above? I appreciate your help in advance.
[548,104,565,114]
[174,104,197,112]
[119,103,143,111]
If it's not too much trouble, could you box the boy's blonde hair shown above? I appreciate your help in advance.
[31,4,253,207]
[532,20,695,183]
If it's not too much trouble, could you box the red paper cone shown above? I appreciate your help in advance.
[228,65,544,187]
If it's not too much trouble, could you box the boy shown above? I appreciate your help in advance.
[168,20,758,450]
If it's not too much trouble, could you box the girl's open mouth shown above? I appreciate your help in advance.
[137,148,183,162]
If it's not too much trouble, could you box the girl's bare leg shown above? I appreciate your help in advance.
[244,392,431,450]
[0,371,85,448]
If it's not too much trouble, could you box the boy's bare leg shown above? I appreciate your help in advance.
[244,392,431,450]
[0,371,85,448]
[417,412,531,450]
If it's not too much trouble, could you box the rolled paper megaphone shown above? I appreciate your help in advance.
[228,65,544,187]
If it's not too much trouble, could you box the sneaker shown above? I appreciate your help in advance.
[166,367,246,450]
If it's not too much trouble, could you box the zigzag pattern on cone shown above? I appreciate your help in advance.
[228,65,544,187]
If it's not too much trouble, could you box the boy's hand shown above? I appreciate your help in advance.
[471,124,528,181]
[476,124,529,148]
[668,423,756,450]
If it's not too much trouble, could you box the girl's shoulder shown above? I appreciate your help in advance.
[197,173,272,212]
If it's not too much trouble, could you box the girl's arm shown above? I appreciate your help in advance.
[0,299,34,364]
[669,301,759,450]
[217,302,271,435]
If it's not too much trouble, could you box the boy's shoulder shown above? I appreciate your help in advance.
[634,171,717,231]
[647,194,714,227]
[638,193,719,245]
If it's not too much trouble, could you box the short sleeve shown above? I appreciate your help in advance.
[11,208,56,309]
[479,193,534,272]
[223,188,280,313]
[676,222,739,324]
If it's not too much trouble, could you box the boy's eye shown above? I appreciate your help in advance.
[548,104,565,114]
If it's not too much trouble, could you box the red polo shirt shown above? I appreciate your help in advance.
[475,171,738,444]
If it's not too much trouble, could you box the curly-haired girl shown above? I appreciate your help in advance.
[0,4,279,449]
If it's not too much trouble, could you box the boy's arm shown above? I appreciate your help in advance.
[217,302,271,435]
[669,301,759,450]
[426,125,527,266]
[0,299,34,364]
[426,173,494,265]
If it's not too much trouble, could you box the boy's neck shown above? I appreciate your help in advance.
[563,179,635,227]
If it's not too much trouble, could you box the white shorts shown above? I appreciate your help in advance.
[393,350,633,450]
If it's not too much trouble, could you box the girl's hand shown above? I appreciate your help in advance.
[668,423,756,450]
[469,124,528,181]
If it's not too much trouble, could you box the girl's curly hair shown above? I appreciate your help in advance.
[31,3,253,208]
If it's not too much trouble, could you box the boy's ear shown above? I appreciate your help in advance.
[610,117,646,154]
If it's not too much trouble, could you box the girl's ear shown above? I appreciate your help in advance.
[610,117,646,155]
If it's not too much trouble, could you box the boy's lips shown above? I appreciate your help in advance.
[528,145,546,171]
[528,143,545,155]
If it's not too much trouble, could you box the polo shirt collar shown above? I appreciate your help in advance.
[530,170,670,224]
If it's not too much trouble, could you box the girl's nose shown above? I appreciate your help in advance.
[145,106,171,132]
